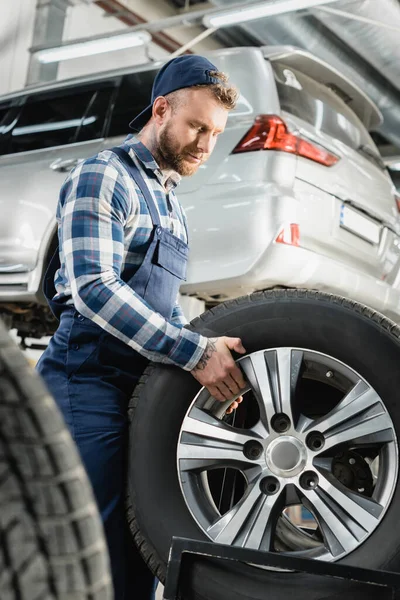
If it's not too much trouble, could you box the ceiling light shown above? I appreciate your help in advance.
[36,31,151,64]
[203,0,340,28]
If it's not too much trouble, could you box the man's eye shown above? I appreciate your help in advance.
[191,124,205,133]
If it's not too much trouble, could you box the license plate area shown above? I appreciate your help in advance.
[340,204,381,245]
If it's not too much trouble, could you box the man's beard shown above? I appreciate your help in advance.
[158,123,204,177]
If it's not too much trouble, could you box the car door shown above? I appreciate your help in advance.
[0,81,117,277]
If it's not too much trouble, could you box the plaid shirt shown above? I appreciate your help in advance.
[53,136,207,371]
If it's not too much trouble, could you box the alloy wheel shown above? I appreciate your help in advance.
[177,348,398,562]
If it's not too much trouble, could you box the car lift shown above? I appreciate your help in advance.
[163,537,400,600]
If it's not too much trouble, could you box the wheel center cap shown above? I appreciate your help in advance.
[265,436,307,477]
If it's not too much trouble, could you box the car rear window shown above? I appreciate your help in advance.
[0,101,18,155]
[107,70,156,138]
[0,101,12,135]
[272,61,384,169]
[5,83,113,155]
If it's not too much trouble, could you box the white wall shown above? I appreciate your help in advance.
[0,0,224,97]
[0,0,36,96]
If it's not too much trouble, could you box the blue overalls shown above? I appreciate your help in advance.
[37,147,188,599]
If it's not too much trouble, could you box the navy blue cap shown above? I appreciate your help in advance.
[129,54,221,131]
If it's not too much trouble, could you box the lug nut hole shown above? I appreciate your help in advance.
[271,413,291,433]
[260,476,280,496]
[300,471,319,490]
[243,440,263,461]
[306,432,325,452]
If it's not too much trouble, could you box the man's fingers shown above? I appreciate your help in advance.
[229,364,247,390]
[208,382,240,403]
[219,381,236,400]
[234,339,247,354]
[208,386,226,403]
[226,396,244,414]
[226,401,238,414]
[224,374,241,396]
[224,337,246,355]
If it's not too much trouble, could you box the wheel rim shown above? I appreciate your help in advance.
[177,348,398,562]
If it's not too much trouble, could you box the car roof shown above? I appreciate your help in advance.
[0,44,382,130]
[0,46,263,101]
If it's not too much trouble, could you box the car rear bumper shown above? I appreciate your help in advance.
[181,243,400,323]
[3,242,400,324]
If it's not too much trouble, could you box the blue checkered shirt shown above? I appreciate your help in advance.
[53,136,207,370]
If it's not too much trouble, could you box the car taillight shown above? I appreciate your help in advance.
[395,194,400,213]
[275,224,300,247]
[232,115,339,167]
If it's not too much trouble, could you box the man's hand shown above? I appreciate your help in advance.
[226,395,243,415]
[191,337,247,403]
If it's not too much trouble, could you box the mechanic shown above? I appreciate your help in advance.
[36,55,246,600]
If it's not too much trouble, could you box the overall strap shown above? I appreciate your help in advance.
[111,146,161,227]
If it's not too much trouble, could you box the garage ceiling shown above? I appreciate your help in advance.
[170,0,400,151]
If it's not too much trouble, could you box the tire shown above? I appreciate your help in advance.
[0,320,113,600]
[127,290,400,600]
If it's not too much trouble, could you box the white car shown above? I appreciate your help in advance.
[0,45,399,340]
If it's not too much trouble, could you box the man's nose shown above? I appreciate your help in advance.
[197,132,215,155]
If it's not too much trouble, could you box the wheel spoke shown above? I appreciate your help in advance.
[178,407,263,472]
[317,469,383,525]
[207,482,282,550]
[302,471,382,557]
[240,349,303,431]
[304,380,394,451]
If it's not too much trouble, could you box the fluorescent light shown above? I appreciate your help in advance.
[203,0,340,28]
[37,31,151,64]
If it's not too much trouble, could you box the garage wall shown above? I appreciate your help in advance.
[0,1,168,97]
[0,0,223,97]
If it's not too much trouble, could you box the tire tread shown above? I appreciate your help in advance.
[0,321,112,600]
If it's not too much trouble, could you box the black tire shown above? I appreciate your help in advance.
[128,290,400,600]
[0,320,113,600]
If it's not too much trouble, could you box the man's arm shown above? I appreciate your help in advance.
[58,155,206,371]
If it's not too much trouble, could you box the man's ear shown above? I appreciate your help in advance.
[152,96,169,125]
